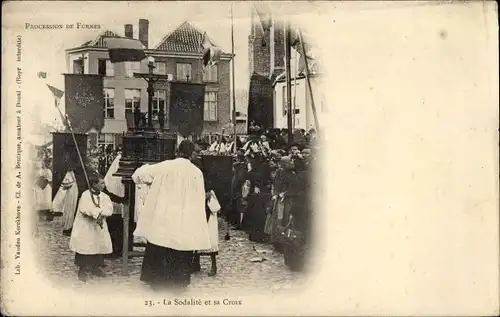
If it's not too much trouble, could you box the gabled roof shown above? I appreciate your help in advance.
[154,21,226,54]
[70,22,231,57]
[77,30,121,48]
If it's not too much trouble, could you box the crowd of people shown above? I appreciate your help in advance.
[198,127,317,271]
[32,127,318,287]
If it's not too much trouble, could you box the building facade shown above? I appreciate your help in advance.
[65,20,232,150]
[273,73,326,131]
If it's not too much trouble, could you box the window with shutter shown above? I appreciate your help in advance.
[97,133,115,151]
[153,62,166,75]
[106,60,114,77]
[203,91,218,121]
[103,88,115,118]
[125,62,140,78]
[152,90,167,121]
[124,89,141,115]
[203,65,218,82]
[176,63,192,81]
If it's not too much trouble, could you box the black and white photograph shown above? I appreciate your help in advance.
[2,1,499,316]
[5,0,324,305]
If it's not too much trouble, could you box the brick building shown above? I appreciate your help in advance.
[65,20,232,150]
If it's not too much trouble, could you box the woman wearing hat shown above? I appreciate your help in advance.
[241,153,271,242]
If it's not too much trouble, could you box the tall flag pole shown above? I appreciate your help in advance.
[284,20,293,145]
[198,32,204,83]
[231,2,237,153]
[292,49,299,130]
[298,28,320,131]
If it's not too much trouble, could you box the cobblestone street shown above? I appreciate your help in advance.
[35,214,306,294]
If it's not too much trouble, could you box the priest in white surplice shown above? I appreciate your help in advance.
[134,140,210,289]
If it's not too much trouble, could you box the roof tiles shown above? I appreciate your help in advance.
[76,22,226,54]
[155,21,224,53]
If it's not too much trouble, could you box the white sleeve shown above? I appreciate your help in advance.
[99,194,114,217]
[132,164,154,185]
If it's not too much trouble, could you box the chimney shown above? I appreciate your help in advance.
[124,24,133,39]
[138,19,149,48]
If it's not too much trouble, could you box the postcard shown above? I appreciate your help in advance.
[1,1,499,316]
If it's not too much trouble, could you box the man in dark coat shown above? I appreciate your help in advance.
[284,149,314,271]
[242,153,271,242]
[230,154,247,228]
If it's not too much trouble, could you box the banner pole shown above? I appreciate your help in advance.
[231,2,237,153]
[54,98,96,208]
[284,20,293,145]
[298,28,320,131]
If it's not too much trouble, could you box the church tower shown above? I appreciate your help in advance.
[247,5,285,130]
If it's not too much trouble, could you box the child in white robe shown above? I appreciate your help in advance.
[69,173,113,282]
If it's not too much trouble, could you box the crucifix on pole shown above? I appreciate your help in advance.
[133,56,171,130]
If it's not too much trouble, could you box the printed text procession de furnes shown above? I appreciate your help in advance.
[25,23,101,30]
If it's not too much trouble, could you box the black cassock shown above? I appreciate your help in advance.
[242,161,271,242]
